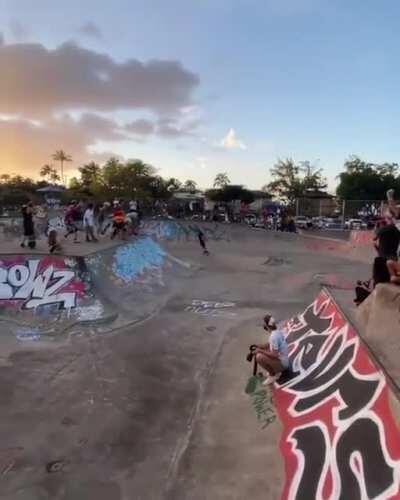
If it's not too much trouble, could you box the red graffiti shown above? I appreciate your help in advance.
[274,291,400,499]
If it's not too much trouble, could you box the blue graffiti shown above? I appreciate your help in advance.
[112,237,166,283]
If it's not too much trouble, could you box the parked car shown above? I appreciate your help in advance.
[294,216,312,229]
[344,218,368,230]
[322,217,344,230]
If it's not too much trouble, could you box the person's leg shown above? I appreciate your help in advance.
[255,353,284,384]
[89,226,98,242]
[73,225,79,243]
[387,260,400,284]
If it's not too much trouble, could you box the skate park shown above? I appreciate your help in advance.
[1,220,399,500]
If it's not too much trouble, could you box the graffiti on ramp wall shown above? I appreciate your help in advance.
[274,291,400,500]
[0,256,85,310]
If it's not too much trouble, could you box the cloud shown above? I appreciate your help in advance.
[0,40,199,117]
[156,118,198,138]
[220,128,247,150]
[9,20,30,41]
[125,118,155,135]
[77,22,104,40]
[0,113,127,177]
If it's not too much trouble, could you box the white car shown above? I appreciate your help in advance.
[295,216,312,229]
[345,219,367,230]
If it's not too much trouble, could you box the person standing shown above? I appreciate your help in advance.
[254,315,290,385]
[64,201,81,243]
[21,201,36,248]
[83,203,98,242]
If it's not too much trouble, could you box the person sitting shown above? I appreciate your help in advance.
[254,315,290,386]
[111,203,127,240]
[373,214,400,260]
[354,256,391,305]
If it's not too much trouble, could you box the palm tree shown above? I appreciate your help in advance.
[52,150,72,184]
[184,179,197,193]
[40,164,60,184]
[213,172,230,189]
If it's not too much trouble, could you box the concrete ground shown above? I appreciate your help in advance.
[0,227,369,500]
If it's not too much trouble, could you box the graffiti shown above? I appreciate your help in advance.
[0,257,84,309]
[112,238,166,284]
[245,375,277,429]
[143,220,229,242]
[185,299,236,317]
[15,327,41,341]
[274,291,400,500]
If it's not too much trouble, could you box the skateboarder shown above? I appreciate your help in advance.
[197,228,209,255]
[254,315,290,385]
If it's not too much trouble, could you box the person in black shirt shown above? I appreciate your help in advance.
[374,216,400,260]
[21,201,36,248]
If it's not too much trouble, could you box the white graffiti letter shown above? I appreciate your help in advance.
[0,267,12,299]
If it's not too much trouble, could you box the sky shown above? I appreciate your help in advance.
[1,0,400,191]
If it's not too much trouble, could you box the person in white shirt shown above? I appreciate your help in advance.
[83,203,98,242]
[254,314,290,386]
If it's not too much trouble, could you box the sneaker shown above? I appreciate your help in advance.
[262,373,281,386]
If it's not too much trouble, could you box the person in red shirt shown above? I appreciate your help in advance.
[64,201,81,243]
[111,203,127,240]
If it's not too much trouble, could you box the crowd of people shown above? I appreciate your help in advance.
[20,199,140,253]
[355,189,400,304]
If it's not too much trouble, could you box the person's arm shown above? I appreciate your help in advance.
[387,190,400,218]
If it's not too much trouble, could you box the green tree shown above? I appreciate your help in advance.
[78,162,103,192]
[336,156,400,200]
[166,178,182,193]
[183,180,197,193]
[267,158,326,204]
[40,164,60,183]
[213,172,230,189]
[52,150,72,184]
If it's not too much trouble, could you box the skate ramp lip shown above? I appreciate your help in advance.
[356,283,400,391]
[301,229,375,262]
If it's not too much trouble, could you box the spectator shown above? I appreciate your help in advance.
[254,314,290,385]
[83,203,98,242]
[373,214,400,260]
[64,201,81,243]
[21,201,36,249]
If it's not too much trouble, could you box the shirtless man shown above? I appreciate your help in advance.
[254,315,290,385]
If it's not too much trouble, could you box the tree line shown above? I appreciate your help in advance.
[1,151,399,207]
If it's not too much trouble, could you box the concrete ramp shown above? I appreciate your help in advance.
[270,289,400,499]
[356,283,400,390]
[0,237,191,340]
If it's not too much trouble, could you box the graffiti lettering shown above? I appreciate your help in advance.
[0,259,79,309]
[245,376,277,429]
[185,300,236,317]
[275,292,400,499]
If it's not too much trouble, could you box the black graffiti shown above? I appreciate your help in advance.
[293,419,395,500]
[288,335,380,419]
[286,302,332,344]
[336,418,394,500]
[290,334,328,372]
[291,426,326,500]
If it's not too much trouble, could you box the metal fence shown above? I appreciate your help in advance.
[296,198,386,220]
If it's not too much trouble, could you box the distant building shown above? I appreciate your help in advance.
[297,189,337,217]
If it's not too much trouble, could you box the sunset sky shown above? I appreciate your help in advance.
[1,0,400,190]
